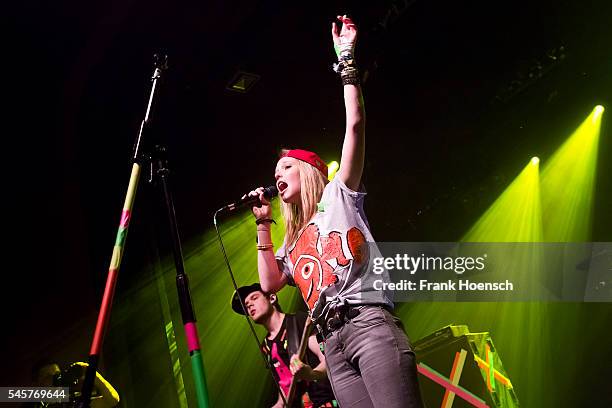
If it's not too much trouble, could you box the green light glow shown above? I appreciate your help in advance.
[175,200,302,407]
[462,159,542,242]
[395,158,553,406]
[99,108,606,407]
[400,107,606,407]
[327,160,340,180]
[540,107,603,241]
[105,198,303,407]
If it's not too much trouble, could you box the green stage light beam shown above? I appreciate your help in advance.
[105,198,304,407]
[462,158,543,242]
[541,106,604,242]
[177,198,303,407]
[458,158,551,408]
[396,158,553,407]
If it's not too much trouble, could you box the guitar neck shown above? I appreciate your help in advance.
[297,318,313,358]
[285,318,314,407]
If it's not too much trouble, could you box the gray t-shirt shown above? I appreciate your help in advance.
[275,177,393,320]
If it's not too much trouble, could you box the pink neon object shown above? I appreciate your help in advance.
[417,364,489,408]
[120,210,131,228]
[185,322,200,353]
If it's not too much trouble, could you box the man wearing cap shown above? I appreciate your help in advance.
[232,283,336,408]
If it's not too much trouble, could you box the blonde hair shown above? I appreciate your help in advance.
[279,156,328,247]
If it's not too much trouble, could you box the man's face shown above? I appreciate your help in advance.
[244,290,274,323]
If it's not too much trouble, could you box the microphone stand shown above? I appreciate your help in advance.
[152,145,210,407]
[78,55,210,408]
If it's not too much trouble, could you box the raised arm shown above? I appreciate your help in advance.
[332,15,366,192]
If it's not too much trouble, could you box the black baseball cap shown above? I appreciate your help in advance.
[231,283,264,315]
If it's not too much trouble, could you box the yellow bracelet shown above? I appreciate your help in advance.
[257,243,274,250]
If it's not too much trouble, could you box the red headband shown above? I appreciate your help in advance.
[282,149,328,177]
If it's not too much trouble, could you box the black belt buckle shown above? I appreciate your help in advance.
[324,305,361,336]
[326,308,342,333]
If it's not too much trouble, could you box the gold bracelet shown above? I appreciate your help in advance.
[257,243,274,251]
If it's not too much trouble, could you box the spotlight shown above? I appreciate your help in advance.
[531,157,540,165]
[540,106,603,241]
[462,159,542,242]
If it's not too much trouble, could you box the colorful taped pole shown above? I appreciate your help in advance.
[78,55,209,407]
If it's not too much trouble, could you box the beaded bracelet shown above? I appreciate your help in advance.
[333,53,360,86]
[255,218,276,225]
[341,66,360,86]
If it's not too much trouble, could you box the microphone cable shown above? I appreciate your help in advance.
[213,206,288,407]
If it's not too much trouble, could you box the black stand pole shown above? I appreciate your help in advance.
[152,145,210,406]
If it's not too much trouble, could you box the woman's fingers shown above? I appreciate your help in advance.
[246,187,271,207]
[255,187,266,203]
[335,15,357,40]
[247,187,264,197]
[337,15,354,25]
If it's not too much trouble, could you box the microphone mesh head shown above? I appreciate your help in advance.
[263,185,278,198]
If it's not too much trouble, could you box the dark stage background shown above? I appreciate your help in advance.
[3,0,612,407]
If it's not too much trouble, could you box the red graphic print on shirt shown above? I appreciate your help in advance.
[289,224,366,311]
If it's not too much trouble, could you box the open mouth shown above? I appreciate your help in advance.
[277,181,288,194]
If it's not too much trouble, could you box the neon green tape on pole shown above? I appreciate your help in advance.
[488,348,496,393]
[190,350,210,408]
[115,228,128,247]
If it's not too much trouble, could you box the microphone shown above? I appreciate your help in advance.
[221,185,278,212]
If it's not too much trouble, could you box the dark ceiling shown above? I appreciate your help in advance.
[4,0,612,385]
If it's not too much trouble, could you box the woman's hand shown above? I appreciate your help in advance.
[245,187,272,220]
[332,15,357,58]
